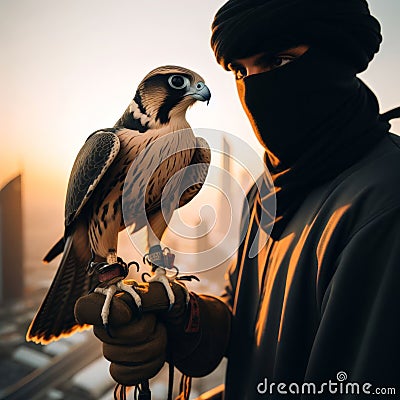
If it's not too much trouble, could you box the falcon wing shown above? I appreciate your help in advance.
[178,137,211,207]
[43,130,120,263]
[30,130,120,342]
[65,130,120,228]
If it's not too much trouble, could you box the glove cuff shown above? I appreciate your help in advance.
[169,294,231,377]
[184,292,201,333]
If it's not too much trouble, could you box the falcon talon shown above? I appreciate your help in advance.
[167,303,174,312]
[128,261,140,272]
[141,272,151,283]
[95,284,118,328]
[143,253,151,265]
[94,278,142,330]
[176,275,200,282]
[144,267,176,306]
[168,266,179,280]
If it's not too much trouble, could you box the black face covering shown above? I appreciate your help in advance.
[237,47,391,239]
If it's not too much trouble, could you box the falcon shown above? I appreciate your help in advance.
[27,66,211,344]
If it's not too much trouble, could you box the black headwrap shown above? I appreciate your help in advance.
[211,0,400,240]
[211,0,382,73]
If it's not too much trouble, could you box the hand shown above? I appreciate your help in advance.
[75,280,231,380]
[106,280,191,332]
[75,292,168,386]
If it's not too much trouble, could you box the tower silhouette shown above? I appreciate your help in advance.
[0,174,23,304]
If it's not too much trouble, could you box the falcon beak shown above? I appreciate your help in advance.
[185,83,211,105]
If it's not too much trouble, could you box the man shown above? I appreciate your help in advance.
[76,0,400,398]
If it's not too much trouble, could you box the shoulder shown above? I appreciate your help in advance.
[344,134,400,192]
[283,134,400,248]
[325,134,400,220]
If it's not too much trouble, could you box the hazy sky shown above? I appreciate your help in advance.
[1,0,400,262]
[1,0,400,187]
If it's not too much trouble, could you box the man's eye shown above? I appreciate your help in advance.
[270,56,294,69]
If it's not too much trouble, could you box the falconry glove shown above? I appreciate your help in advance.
[75,280,231,378]
[75,294,167,386]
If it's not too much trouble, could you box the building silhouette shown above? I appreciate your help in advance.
[0,174,23,304]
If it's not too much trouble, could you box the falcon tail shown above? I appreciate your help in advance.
[27,227,93,344]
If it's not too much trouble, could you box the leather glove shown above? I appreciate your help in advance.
[75,290,168,386]
[117,281,231,377]
[75,280,230,379]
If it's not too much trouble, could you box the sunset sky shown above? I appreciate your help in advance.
[1,0,400,269]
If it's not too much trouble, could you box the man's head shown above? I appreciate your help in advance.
[211,0,382,75]
[211,0,391,240]
[210,0,388,170]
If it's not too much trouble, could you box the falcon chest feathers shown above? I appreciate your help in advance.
[27,66,211,344]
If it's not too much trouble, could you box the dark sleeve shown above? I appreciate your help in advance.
[305,206,400,392]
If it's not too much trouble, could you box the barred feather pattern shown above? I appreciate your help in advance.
[26,225,93,344]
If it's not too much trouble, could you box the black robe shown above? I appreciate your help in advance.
[221,133,400,399]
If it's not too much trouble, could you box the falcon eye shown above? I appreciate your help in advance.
[168,75,189,90]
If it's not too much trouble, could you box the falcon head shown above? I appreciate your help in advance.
[117,66,211,131]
